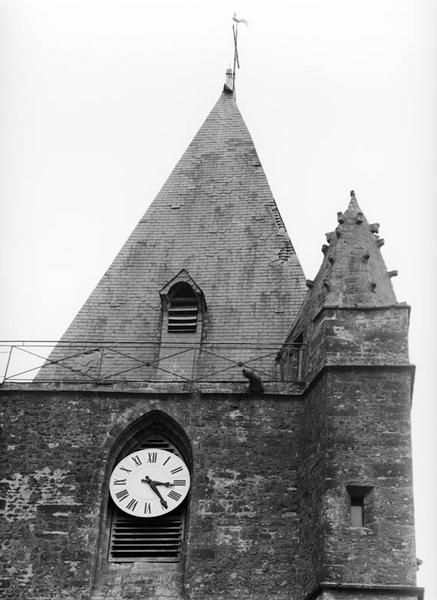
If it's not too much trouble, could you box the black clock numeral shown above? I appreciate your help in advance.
[113,479,127,485]
[147,452,157,463]
[115,489,129,501]
[120,467,132,473]
[132,455,142,467]
[173,479,186,486]
[126,498,138,511]
[168,490,182,502]
[144,502,151,514]
[170,466,183,475]
[163,456,171,466]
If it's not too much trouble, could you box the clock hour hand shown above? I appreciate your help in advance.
[142,476,168,509]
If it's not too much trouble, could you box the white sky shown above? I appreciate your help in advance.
[1,0,436,595]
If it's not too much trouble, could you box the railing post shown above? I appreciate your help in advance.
[1,345,14,384]
[97,346,104,380]
[190,346,198,383]
[297,346,304,381]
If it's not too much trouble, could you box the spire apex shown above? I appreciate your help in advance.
[346,188,361,213]
[223,68,234,94]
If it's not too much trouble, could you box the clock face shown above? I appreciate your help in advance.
[109,448,190,518]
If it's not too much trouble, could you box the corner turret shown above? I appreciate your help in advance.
[286,192,419,600]
[281,191,410,382]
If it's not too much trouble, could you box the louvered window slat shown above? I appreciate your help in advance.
[167,284,199,333]
[137,438,175,452]
[110,512,183,561]
[168,310,198,332]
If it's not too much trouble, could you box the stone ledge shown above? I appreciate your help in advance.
[304,363,415,399]
[0,380,306,397]
[305,582,424,600]
[312,303,411,324]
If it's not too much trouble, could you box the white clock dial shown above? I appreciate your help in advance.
[109,448,190,518]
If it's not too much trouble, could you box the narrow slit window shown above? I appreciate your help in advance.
[167,283,198,333]
[347,485,372,528]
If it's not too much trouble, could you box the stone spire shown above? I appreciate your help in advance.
[65,87,305,343]
[308,190,397,312]
[37,77,306,381]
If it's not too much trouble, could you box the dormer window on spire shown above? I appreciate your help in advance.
[158,271,206,380]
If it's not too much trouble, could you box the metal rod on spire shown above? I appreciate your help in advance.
[232,13,248,90]
[232,24,239,90]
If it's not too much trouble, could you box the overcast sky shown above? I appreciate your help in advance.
[1,0,436,594]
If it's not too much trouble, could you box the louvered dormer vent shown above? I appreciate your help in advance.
[167,284,198,333]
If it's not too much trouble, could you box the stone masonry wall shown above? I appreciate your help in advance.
[302,306,410,384]
[0,363,418,600]
[0,387,303,600]
[298,367,417,599]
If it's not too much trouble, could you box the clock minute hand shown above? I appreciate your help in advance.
[150,480,174,487]
[142,476,168,509]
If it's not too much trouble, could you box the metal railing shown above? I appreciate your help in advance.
[0,341,304,385]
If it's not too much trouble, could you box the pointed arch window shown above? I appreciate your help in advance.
[107,416,191,564]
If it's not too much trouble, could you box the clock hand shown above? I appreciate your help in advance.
[150,480,174,487]
[142,476,168,509]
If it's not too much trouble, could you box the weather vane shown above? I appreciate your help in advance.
[232,13,248,90]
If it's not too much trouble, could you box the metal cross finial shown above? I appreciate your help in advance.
[232,13,248,90]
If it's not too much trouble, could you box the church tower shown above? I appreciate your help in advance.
[0,72,423,600]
